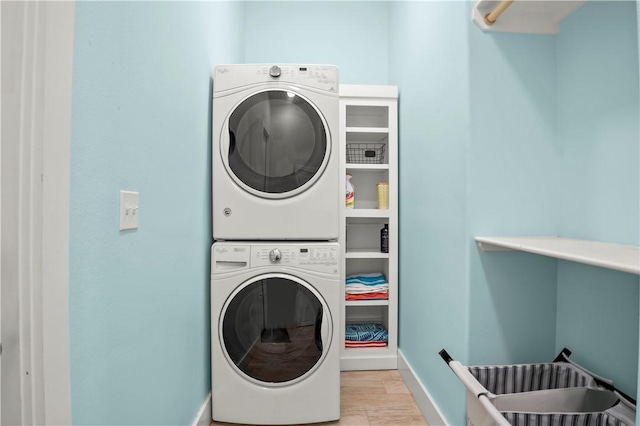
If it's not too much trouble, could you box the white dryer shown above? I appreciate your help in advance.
[212,64,339,241]
[211,242,340,425]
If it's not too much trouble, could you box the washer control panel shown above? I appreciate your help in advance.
[254,244,338,271]
[212,243,339,275]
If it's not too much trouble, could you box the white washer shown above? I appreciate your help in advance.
[211,242,340,425]
[212,64,339,241]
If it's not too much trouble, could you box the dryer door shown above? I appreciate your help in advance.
[222,90,330,199]
[220,273,332,386]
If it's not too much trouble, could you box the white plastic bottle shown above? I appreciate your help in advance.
[345,173,355,209]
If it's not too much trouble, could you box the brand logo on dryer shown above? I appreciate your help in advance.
[215,247,228,254]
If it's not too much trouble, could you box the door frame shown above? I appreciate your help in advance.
[40,2,74,424]
[1,1,74,424]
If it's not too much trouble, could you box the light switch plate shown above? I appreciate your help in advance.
[120,190,139,230]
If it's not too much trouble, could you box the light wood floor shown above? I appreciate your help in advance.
[211,370,428,426]
[334,370,427,426]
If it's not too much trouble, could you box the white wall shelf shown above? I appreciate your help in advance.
[340,84,398,371]
[472,0,586,35]
[476,236,640,275]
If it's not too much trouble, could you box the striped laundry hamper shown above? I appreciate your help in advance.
[440,348,636,426]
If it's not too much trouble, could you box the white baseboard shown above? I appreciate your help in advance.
[398,350,450,426]
[192,392,212,426]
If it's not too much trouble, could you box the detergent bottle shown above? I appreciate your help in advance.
[345,174,355,209]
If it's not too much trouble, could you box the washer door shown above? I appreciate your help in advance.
[222,90,330,199]
[220,273,332,386]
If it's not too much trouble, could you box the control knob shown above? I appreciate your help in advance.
[269,65,281,78]
[269,248,282,263]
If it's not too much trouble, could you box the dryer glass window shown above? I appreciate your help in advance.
[228,90,327,194]
[222,277,325,383]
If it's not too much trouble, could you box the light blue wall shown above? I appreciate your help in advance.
[70,2,244,424]
[556,263,639,395]
[558,1,639,245]
[388,2,471,424]
[556,0,640,397]
[244,1,389,84]
[468,23,560,366]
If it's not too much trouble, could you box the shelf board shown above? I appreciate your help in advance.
[472,0,585,35]
[343,346,392,356]
[346,249,389,259]
[475,236,640,275]
[346,163,389,171]
[346,126,389,134]
[345,300,389,307]
[346,209,389,219]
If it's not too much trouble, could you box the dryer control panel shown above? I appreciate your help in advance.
[213,64,338,94]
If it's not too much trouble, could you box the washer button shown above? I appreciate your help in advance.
[269,249,282,263]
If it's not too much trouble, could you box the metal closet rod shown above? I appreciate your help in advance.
[483,0,515,25]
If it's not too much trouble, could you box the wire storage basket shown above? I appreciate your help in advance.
[346,143,386,164]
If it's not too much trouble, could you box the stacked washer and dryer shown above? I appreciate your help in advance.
[210,64,341,425]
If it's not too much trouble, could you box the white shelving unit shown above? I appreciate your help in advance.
[472,0,585,35]
[476,236,640,275]
[339,84,398,371]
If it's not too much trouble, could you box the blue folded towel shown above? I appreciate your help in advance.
[345,323,388,342]
[345,273,388,286]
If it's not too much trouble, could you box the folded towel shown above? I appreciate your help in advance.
[345,341,387,348]
[345,273,388,286]
[345,323,388,342]
[345,285,388,294]
[346,292,389,301]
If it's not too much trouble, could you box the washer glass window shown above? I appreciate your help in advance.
[222,276,325,384]
[227,90,328,195]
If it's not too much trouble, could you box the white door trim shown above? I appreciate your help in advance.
[1,2,74,424]
[1,3,3,422]
[40,2,74,424]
